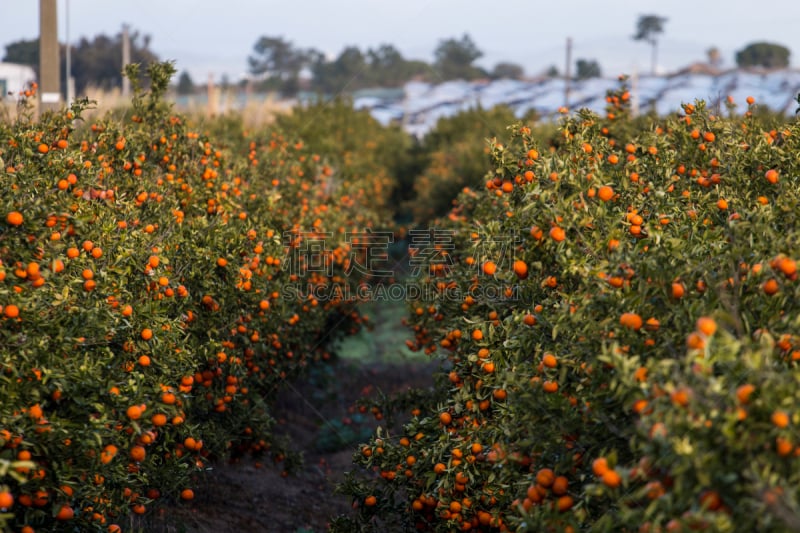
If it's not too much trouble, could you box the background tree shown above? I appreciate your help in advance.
[176,70,195,95]
[735,42,790,69]
[490,62,524,80]
[366,44,429,86]
[398,59,431,82]
[3,39,40,75]
[247,36,310,96]
[633,14,668,75]
[545,65,560,78]
[575,58,602,80]
[71,30,158,93]
[4,30,158,95]
[311,46,367,95]
[433,34,485,81]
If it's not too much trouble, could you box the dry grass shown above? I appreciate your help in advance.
[1,86,293,128]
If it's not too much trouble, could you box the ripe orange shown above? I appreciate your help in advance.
[763,278,779,295]
[6,211,23,226]
[736,384,755,404]
[552,476,569,495]
[671,282,685,299]
[764,169,779,184]
[549,226,566,242]
[597,185,614,202]
[512,260,528,279]
[602,469,621,488]
[556,495,574,512]
[592,457,610,477]
[771,410,790,428]
[28,404,43,419]
[0,491,13,509]
[670,389,690,407]
[161,392,177,405]
[130,445,146,462]
[776,437,793,456]
[776,257,796,277]
[55,505,74,520]
[535,468,555,488]
[126,405,143,420]
[619,312,643,331]
[686,332,706,350]
[696,317,717,337]
[100,444,118,464]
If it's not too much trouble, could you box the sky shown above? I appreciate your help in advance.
[1,0,798,84]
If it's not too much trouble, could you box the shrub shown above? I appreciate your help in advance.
[334,86,800,532]
[0,63,385,531]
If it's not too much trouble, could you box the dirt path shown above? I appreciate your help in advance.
[139,299,435,533]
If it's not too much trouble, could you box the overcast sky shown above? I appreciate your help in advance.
[2,0,798,83]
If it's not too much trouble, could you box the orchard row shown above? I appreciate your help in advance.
[335,85,800,532]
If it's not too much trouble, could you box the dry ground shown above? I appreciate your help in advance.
[135,299,435,533]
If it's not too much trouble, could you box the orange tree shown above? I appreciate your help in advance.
[409,106,544,223]
[0,62,389,532]
[334,86,800,531]
[272,97,409,223]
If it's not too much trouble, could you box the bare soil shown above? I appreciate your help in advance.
[138,355,436,533]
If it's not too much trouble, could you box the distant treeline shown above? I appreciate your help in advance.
[2,21,793,99]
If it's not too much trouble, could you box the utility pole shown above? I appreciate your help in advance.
[564,37,572,108]
[207,73,216,117]
[122,24,131,97]
[39,0,61,113]
[65,0,74,103]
